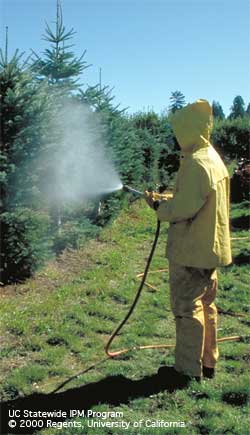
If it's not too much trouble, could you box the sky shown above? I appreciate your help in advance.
[1,0,250,115]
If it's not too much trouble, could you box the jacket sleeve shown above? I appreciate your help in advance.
[156,159,211,223]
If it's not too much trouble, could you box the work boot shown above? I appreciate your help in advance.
[202,366,215,379]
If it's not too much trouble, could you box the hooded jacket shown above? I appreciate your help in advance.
[157,100,232,268]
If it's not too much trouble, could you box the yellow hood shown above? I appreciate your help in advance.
[171,99,213,152]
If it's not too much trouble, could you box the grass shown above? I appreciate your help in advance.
[0,199,249,434]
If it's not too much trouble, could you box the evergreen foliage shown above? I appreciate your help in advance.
[229,95,246,119]
[131,111,161,186]
[158,123,180,186]
[211,117,250,159]
[0,44,53,283]
[212,100,225,120]
[31,0,89,92]
[131,111,179,188]
[29,2,94,240]
[0,209,51,283]
[0,53,51,209]
[169,90,186,113]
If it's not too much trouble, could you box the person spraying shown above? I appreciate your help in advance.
[145,99,232,382]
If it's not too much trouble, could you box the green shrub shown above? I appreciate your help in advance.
[0,208,52,284]
[211,117,250,159]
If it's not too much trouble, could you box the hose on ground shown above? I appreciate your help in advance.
[52,219,244,393]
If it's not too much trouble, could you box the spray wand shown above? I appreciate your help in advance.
[122,184,144,197]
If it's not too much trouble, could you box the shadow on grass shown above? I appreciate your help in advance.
[1,371,186,434]
[233,249,250,265]
[231,215,250,230]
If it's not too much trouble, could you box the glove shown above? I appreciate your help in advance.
[144,190,174,209]
[144,191,162,209]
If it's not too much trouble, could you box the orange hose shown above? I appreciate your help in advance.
[105,337,243,358]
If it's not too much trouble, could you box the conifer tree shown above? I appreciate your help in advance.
[0,32,52,283]
[31,0,89,93]
[169,90,186,113]
[229,96,245,119]
[30,0,92,233]
[132,111,162,185]
[212,101,225,120]
[0,37,51,209]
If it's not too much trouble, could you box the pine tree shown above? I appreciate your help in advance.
[0,40,51,209]
[158,116,180,186]
[30,0,92,232]
[132,111,162,185]
[80,83,124,119]
[169,90,186,113]
[31,0,89,93]
[0,32,52,282]
[229,96,245,119]
[212,101,225,120]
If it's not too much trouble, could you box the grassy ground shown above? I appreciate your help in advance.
[0,199,249,434]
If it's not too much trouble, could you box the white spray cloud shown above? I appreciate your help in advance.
[45,100,122,203]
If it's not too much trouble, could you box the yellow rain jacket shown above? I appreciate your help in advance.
[157,100,232,268]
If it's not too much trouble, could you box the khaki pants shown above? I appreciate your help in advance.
[169,261,219,377]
